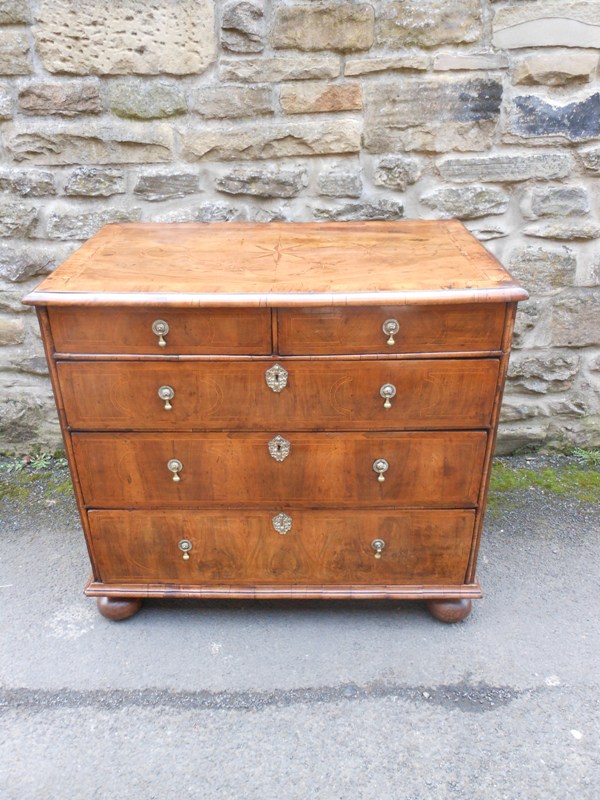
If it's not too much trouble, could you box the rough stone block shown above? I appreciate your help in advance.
[526,187,590,219]
[345,55,430,76]
[508,352,580,394]
[18,82,102,116]
[183,120,361,161]
[215,167,308,198]
[524,221,600,241]
[5,123,173,165]
[466,221,510,241]
[551,291,600,346]
[0,244,56,283]
[191,85,273,119]
[47,208,142,240]
[313,199,403,222]
[221,1,264,53]
[0,390,60,451]
[434,53,509,71]
[35,0,216,75]
[373,155,421,190]
[421,186,509,220]
[0,202,38,237]
[134,173,200,201]
[0,85,11,119]
[512,298,547,350]
[0,316,25,346]
[579,146,600,174]
[364,77,502,154]
[279,83,362,114]
[512,53,598,86]
[509,93,600,142]
[493,1,600,49]
[64,167,126,197]
[0,30,30,75]
[219,56,340,83]
[153,203,243,223]
[376,0,481,48]
[437,153,572,183]
[272,3,374,53]
[317,168,362,198]
[0,170,55,197]
[109,81,187,120]
[508,246,577,295]
[0,0,29,23]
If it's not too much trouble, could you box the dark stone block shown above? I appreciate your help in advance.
[511,93,600,141]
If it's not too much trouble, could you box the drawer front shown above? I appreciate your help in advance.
[278,304,506,355]
[58,358,499,431]
[48,306,271,355]
[72,431,487,508]
[88,509,475,586]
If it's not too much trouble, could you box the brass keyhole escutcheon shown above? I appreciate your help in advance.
[265,363,289,393]
[380,383,396,409]
[268,435,291,462]
[382,318,400,346]
[272,512,292,535]
[178,539,192,560]
[167,458,182,482]
[158,385,175,410]
[152,319,169,347]
[371,539,385,559]
[373,458,389,482]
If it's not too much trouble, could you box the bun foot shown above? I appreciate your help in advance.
[427,598,472,623]
[97,596,142,621]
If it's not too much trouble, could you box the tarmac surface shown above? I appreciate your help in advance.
[1,455,599,799]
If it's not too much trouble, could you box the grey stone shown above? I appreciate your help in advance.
[373,156,421,190]
[552,291,600,347]
[0,30,30,75]
[0,171,56,197]
[313,199,403,222]
[512,53,598,86]
[376,0,481,48]
[0,317,25,346]
[493,1,600,49]
[317,169,362,198]
[524,221,600,241]
[508,246,577,296]
[219,56,340,83]
[246,207,286,223]
[499,400,543,423]
[0,85,11,119]
[183,121,361,161]
[0,245,56,283]
[0,0,29,23]
[47,208,142,240]
[0,203,38,237]
[153,204,243,223]
[465,221,510,241]
[191,85,272,119]
[215,167,308,198]
[5,123,173,165]
[108,82,187,120]
[579,147,600,175]
[64,167,126,197]
[345,55,430,76]
[221,1,264,53]
[272,3,374,53]
[35,0,216,75]
[134,173,200,202]
[0,392,58,449]
[437,153,572,183]
[434,53,509,71]
[509,93,600,142]
[18,82,102,116]
[421,186,509,219]
[528,187,589,219]
[364,77,502,154]
[512,299,547,350]
[508,352,580,394]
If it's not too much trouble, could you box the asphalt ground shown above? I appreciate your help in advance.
[1,454,599,799]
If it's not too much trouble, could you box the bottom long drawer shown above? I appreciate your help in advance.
[88,509,475,586]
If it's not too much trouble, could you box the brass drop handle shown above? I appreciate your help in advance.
[152,319,169,347]
[178,539,192,560]
[380,383,396,409]
[158,385,174,410]
[371,538,386,559]
[167,458,182,482]
[382,318,399,346]
[373,458,389,482]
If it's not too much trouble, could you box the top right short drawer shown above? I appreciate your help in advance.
[277,303,506,355]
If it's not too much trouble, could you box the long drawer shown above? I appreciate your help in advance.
[58,359,499,431]
[72,430,487,508]
[88,509,476,585]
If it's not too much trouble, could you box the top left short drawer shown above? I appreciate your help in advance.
[48,307,272,355]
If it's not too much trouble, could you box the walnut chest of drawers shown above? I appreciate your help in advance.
[24,221,527,622]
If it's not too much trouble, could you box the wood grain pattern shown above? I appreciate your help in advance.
[23,221,528,308]
[57,358,499,431]
[72,430,488,508]
[87,509,476,586]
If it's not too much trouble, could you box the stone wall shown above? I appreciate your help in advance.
[1,0,599,453]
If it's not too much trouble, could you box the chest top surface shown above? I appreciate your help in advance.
[23,220,527,308]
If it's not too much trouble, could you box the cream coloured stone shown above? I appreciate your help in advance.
[345,55,430,76]
[35,0,216,75]
[512,53,598,85]
[220,56,340,83]
[0,30,30,75]
[192,85,273,119]
[279,83,362,115]
[434,53,509,71]
[0,316,25,346]
[376,0,481,48]
[272,3,374,53]
[493,1,600,49]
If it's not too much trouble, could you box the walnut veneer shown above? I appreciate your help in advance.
[24,221,527,623]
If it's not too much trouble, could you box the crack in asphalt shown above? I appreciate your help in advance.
[0,680,524,714]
